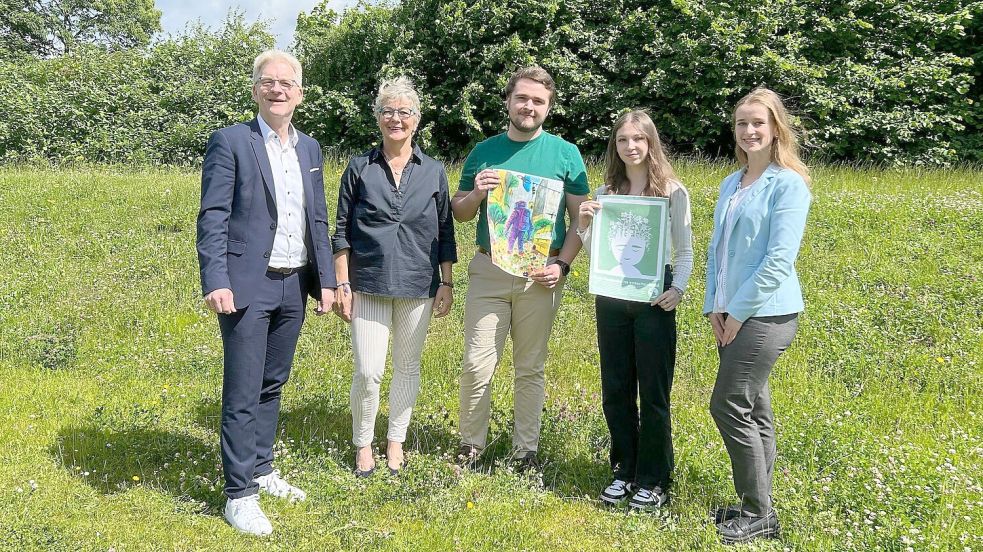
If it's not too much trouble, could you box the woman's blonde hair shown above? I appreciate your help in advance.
[733,87,810,185]
[604,110,677,197]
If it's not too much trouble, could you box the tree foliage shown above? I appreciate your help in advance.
[296,0,982,165]
[292,1,401,152]
[0,15,271,164]
[0,0,161,57]
[0,0,979,165]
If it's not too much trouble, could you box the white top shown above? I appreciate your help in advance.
[578,181,694,293]
[258,114,308,269]
[712,181,755,312]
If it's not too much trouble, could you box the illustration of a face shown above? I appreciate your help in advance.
[610,234,647,267]
[606,211,651,278]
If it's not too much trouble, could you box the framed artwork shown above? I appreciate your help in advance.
[588,195,670,302]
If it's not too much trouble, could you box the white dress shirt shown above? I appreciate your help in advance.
[257,114,308,269]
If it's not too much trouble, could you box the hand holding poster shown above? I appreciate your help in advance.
[486,169,564,277]
[588,195,670,302]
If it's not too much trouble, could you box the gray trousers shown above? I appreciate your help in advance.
[710,314,798,516]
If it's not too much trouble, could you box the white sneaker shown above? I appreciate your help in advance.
[599,479,634,505]
[224,494,273,536]
[254,470,307,502]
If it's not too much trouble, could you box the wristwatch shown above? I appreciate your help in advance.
[551,259,571,276]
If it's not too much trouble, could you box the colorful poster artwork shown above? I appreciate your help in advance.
[588,195,670,302]
[486,169,564,277]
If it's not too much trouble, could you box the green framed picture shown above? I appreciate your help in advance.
[588,195,670,302]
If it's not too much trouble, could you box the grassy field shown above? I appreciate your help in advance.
[0,162,980,551]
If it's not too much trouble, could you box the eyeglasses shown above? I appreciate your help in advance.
[256,77,300,91]
[377,107,418,120]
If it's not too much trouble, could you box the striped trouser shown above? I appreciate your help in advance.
[350,292,434,447]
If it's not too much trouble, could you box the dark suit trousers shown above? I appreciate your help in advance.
[596,270,677,491]
[218,270,308,499]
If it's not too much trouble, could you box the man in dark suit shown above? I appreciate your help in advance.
[196,50,336,536]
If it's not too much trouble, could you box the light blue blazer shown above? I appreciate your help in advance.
[702,164,811,322]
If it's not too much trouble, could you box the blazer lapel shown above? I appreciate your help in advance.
[249,118,277,208]
[723,164,779,240]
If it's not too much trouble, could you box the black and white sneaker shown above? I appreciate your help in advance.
[628,486,669,511]
[599,479,634,505]
[716,509,781,544]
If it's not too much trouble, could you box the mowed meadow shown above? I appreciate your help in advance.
[0,162,980,551]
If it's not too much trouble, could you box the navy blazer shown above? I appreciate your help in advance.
[196,118,336,308]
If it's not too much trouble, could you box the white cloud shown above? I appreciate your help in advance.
[156,0,358,49]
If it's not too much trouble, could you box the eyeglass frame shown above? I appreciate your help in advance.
[376,107,419,120]
[255,76,301,92]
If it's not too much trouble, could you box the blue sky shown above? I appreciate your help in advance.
[155,0,357,49]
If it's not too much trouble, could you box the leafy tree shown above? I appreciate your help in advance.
[295,0,982,165]
[0,0,161,57]
[293,1,403,153]
[0,14,272,164]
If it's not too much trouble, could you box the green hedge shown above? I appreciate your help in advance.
[0,16,271,165]
[0,1,979,165]
[295,0,982,165]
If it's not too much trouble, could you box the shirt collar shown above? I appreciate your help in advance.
[370,142,423,164]
[257,114,299,148]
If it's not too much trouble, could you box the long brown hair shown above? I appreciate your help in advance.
[603,110,677,197]
[733,87,811,185]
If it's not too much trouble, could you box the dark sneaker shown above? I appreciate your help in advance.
[712,504,744,524]
[716,509,781,544]
[628,486,669,511]
[599,479,634,506]
[512,451,539,473]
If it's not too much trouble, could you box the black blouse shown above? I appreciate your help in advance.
[332,144,457,298]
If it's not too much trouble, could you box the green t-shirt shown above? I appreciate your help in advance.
[458,131,590,251]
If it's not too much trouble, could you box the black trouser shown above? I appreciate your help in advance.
[596,268,676,491]
[217,269,308,499]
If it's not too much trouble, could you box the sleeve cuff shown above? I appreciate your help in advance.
[331,237,351,253]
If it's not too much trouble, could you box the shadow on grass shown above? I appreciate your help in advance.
[275,396,462,470]
[540,451,611,499]
[50,423,224,512]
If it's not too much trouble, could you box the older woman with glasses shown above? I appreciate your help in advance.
[332,76,457,477]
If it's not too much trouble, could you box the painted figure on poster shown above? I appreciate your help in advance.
[506,200,534,253]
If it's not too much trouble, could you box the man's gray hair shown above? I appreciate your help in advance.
[252,50,303,87]
[373,76,421,117]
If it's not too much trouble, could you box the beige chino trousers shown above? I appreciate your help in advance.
[459,252,565,453]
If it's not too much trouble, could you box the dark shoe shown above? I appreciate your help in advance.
[386,458,404,476]
[628,486,669,511]
[599,479,634,506]
[386,455,405,476]
[456,444,481,467]
[716,509,781,544]
[712,504,744,524]
[354,466,375,478]
[512,451,539,473]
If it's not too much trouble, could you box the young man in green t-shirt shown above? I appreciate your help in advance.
[451,65,590,468]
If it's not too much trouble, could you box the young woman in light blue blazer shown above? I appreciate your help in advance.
[703,87,812,545]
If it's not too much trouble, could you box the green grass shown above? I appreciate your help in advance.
[0,162,980,551]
